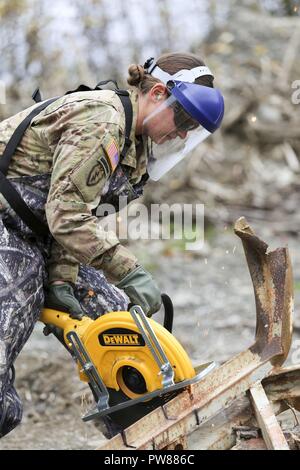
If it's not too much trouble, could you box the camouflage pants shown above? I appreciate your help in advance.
[0,217,128,438]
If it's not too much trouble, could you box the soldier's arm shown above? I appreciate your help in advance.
[47,240,79,284]
[45,106,138,283]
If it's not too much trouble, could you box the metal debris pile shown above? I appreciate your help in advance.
[98,218,300,451]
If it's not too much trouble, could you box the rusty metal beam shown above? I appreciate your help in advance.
[97,218,295,450]
[98,366,300,451]
[234,217,293,367]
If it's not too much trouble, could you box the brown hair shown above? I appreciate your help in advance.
[127,52,214,93]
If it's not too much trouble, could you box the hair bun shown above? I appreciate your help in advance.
[127,64,145,86]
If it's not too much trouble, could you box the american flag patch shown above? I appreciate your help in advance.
[103,137,119,171]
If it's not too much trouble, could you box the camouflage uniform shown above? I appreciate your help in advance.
[0,89,149,436]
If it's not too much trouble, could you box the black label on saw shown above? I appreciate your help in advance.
[99,328,145,347]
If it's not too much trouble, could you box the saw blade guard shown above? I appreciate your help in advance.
[80,311,195,399]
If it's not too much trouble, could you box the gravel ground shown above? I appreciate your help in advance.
[1,222,299,450]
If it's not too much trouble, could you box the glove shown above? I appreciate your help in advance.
[45,283,84,320]
[116,266,162,317]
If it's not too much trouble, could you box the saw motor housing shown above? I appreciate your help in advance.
[40,308,196,399]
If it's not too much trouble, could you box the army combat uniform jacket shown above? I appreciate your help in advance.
[0,88,149,437]
[0,88,148,283]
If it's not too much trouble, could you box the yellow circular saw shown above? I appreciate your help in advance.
[40,295,215,432]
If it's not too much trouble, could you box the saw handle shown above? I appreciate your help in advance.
[128,294,174,333]
[162,293,174,333]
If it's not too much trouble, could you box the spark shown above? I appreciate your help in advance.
[250,115,257,123]
[226,250,229,254]
[294,6,299,12]
[233,246,236,254]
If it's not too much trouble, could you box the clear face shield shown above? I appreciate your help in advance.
[143,94,211,181]
[142,61,225,181]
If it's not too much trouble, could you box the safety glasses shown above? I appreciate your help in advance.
[172,101,200,133]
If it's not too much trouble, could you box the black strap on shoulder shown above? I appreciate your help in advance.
[0,171,49,237]
[0,97,58,237]
[115,90,133,160]
[96,79,119,89]
[32,88,43,103]
[65,84,95,95]
[0,98,58,175]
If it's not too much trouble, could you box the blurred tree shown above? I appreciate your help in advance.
[260,0,299,15]
[282,0,298,15]
[0,0,29,115]
[0,0,298,118]
[73,0,122,83]
[0,0,66,115]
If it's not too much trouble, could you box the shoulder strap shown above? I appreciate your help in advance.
[115,90,133,160]
[0,172,49,237]
[0,97,58,237]
[0,97,58,175]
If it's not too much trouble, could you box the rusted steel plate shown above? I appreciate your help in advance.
[234,217,293,366]
[98,218,294,450]
[98,366,300,450]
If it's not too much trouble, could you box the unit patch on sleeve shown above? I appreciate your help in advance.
[86,163,104,187]
[86,156,110,186]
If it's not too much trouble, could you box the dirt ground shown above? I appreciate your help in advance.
[1,224,300,450]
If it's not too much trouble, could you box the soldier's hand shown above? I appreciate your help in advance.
[45,282,84,320]
[116,266,162,317]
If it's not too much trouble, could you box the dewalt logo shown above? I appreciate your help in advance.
[103,334,139,345]
[99,328,145,347]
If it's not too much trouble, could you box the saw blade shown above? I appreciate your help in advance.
[95,388,181,438]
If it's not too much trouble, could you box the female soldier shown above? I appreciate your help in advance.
[0,52,224,437]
